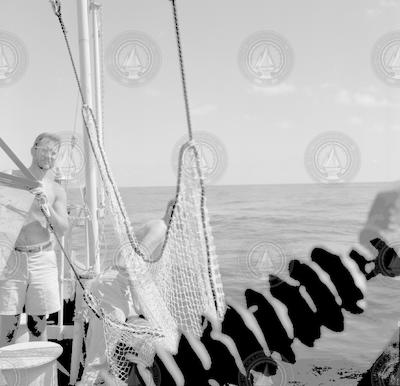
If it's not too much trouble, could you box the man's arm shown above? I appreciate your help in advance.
[46,185,69,236]
[137,220,166,259]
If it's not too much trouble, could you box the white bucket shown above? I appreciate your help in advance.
[0,341,63,386]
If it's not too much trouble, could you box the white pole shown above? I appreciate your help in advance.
[91,1,104,144]
[91,0,106,236]
[70,1,99,383]
[77,0,99,273]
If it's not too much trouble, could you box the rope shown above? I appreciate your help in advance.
[49,0,61,17]
[169,0,193,141]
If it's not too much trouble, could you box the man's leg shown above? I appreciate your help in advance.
[0,314,21,347]
[25,250,60,343]
[27,314,47,341]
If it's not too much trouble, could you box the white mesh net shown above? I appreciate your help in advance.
[147,143,226,338]
[83,290,162,384]
[81,110,226,383]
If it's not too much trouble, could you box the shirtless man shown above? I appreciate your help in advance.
[0,133,69,347]
[79,199,176,385]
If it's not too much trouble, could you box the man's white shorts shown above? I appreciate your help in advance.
[0,250,60,315]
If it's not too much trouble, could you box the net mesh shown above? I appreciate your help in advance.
[147,143,226,337]
[80,110,226,383]
[83,290,162,383]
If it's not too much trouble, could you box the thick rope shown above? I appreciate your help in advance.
[169,0,193,141]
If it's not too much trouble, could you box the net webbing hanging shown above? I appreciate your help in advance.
[48,0,226,382]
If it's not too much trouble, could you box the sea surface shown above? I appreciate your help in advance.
[69,182,400,378]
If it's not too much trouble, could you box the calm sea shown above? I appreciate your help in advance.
[70,182,400,374]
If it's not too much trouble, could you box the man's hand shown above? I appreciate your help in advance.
[29,184,50,217]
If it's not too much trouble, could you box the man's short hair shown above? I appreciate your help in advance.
[32,132,61,148]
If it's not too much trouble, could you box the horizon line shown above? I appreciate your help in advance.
[114,180,395,189]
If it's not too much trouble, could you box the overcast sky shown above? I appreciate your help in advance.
[1,0,400,186]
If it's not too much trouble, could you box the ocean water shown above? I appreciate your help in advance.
[70,182,400,374]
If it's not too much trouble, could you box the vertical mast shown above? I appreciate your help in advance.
[91,1,106,230]
[77,0,99,273]
[91,1,104,143]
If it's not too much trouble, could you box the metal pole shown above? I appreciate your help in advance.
[70,1,99,383]
[91,0,106,237]
[91,1,104,144]
[77,0,99,273]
